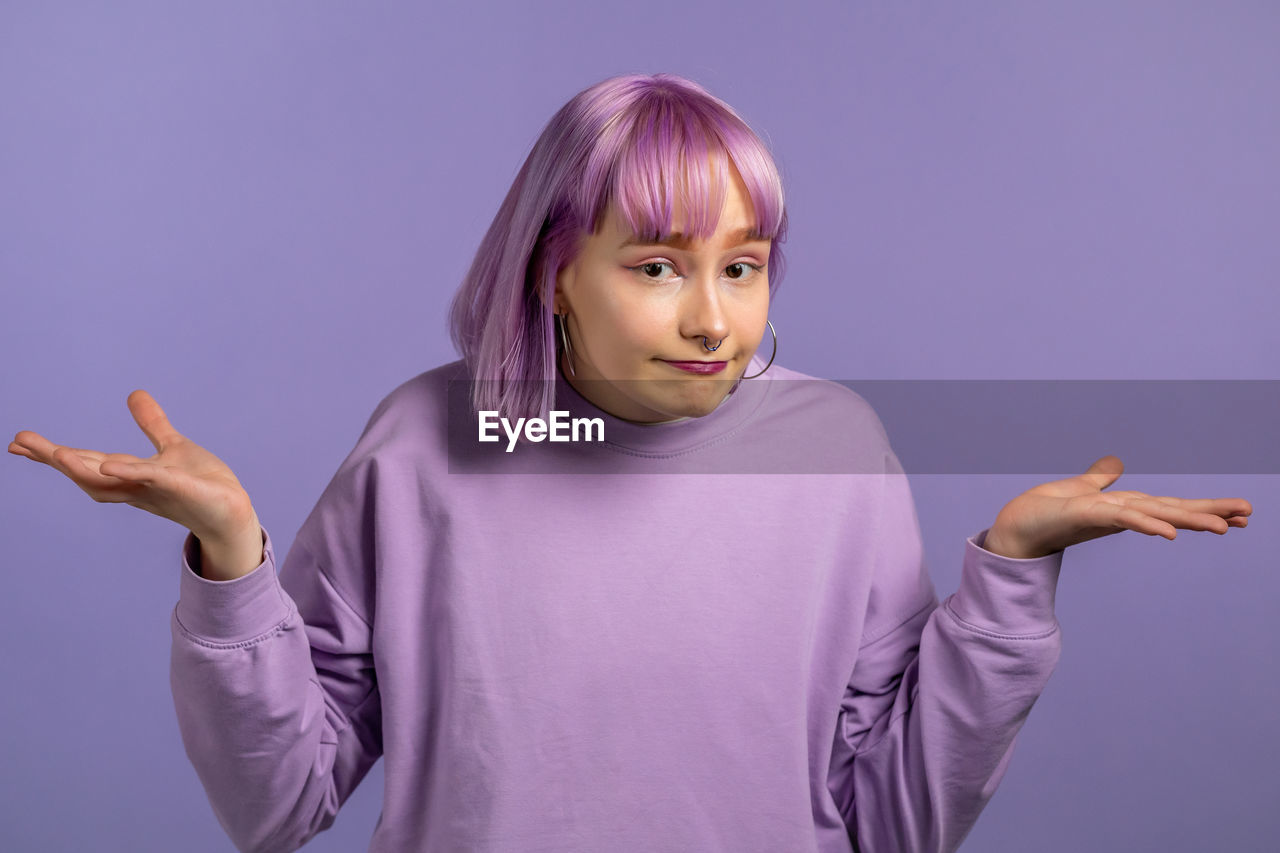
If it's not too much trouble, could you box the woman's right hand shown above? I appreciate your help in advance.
[8,389,261,575]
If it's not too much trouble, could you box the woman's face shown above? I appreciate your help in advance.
[552,166,771,424]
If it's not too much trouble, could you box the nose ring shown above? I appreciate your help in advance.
[702,336,723,352]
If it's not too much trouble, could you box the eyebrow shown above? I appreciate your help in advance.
[619,226,770,250]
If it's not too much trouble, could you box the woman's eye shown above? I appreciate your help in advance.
[725,262,761,281]
[636,261,675,281]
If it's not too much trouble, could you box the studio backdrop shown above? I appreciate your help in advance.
[2,2,1276,851]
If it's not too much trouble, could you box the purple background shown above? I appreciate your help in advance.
[2,2,1276,851]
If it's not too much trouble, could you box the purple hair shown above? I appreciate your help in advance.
[447,73,790,423]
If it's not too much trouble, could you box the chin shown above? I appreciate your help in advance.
[667,384,735,417]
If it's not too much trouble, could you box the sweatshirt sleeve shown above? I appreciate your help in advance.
[827,449,1064,852]
[169,524,383,853]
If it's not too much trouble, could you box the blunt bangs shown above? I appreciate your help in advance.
[602,94,787,254]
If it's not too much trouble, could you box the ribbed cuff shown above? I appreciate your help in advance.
[945,527,1063,636]
[174,526,293,644]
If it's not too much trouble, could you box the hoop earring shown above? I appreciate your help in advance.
[555,313,576,378]
[740,319,776,380]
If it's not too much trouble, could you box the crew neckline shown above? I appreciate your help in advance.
[552,356,774,456]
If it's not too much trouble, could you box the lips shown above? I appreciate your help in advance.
[661,360,728,375]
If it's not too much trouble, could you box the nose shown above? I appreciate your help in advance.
[677,273,730,350]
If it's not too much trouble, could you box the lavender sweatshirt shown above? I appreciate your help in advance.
[170,358,1064,853]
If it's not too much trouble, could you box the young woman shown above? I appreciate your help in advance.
[8,73,1252,853]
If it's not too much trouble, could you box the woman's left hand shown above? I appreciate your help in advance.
[982,455,1254,560]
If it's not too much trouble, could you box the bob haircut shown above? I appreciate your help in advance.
[448,72,790,424]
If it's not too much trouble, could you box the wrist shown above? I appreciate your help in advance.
[196,516,264,581]
[983,526,1055,560]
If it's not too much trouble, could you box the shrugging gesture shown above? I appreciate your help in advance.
[982,455,1253,560]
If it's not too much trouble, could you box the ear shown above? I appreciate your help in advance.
[550,263,574,314]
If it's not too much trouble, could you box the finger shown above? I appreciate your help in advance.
[11,432,105,468]
[11,430,58,461]
[127,390,184,453]
[1074,455,1126,492]
[1128,499,1232,534]
[71,450,150,476]
[97,459,184,492]
[1111,506,1178,539]
[1146,496,1253,517]
[13,438,150,478]
[50,446,134,491]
